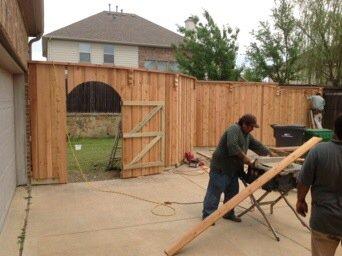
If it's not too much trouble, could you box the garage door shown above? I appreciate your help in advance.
[0,68,16,231]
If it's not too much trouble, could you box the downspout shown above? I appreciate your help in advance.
[28,32,43,60]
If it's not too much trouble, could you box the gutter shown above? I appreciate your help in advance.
[28,32,43,60]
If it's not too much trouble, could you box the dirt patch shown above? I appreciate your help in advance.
[68,169,121,183]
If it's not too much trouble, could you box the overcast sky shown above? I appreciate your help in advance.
[32,0,275,65]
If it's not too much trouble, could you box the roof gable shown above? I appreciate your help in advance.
[43,11,183,53]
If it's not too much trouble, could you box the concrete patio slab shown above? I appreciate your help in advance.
[1,167,341,256]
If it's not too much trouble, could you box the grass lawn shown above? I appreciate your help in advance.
[67,137,122,182]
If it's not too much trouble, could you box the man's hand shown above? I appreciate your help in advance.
[247,158,256,168]
[269,151,278,157]
[296,200,308,217]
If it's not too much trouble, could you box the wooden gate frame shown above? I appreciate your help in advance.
[122,101,165,170]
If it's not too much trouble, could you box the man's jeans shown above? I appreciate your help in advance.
[202,170,239,219]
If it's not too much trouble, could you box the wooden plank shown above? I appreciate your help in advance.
[56,65,67,183]
[50,64,67,183]
[28,64,38,179]
[125,135,162,168]
[148,74,165,174]
[37,64,48,179]
[131,71,143,177]
[123,131,164,138]
[129,105,162,134]
[141,72,151,176]
[158,73,166,173]
[120,69,133,178]
[164,137,322,256]
[50,65,58,180]
[171,75,178,164]
[122,101,164,106]
[123,161,163,171]
[196,151,212,160]
[164,75,171,166]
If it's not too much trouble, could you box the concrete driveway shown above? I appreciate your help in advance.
[1,166,341,256]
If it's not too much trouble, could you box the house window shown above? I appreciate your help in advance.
[144,60,179,72]
[104,45,114,64]
[79,43,91,62]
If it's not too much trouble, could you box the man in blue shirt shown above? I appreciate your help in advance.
[202,114,272,222]
[297,114,342,256]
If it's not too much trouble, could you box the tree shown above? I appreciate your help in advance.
[246,0,302,84]
[241,67,264,82]
[296,0,342,86]
[173,11,241,81]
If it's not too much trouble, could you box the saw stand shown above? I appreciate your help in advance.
[238,181,310,241]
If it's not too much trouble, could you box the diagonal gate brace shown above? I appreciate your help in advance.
[164,137,322,256]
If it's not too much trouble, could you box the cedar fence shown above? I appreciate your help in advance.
[195,81,322,146]
[28,61,323,182]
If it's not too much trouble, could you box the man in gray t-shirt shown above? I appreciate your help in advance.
[297,114,342,256]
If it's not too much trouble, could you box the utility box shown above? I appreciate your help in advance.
[271,124,306,147]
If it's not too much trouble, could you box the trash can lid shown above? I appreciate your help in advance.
[271,124,306,129]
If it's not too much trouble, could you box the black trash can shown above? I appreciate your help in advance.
[271,124,306,147]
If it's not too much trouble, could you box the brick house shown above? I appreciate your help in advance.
[42,11,184,72]
[0,0,44,232]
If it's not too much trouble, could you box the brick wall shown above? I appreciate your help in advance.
[0,0,29,70]
[138,46,176,68]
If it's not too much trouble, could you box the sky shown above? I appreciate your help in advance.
[32,0,275,65]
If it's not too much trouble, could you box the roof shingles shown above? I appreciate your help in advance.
[43,11,183,48]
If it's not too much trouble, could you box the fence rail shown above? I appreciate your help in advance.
[195,81,322,146]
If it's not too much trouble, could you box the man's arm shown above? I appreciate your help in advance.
[296,182,310,217]
[296,147,318,217]
[249,135,271,156]
[225,126,254,167]
[237,151,254,166]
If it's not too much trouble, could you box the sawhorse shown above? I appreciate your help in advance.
[238,181,310,241]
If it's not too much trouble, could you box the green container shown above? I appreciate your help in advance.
[304,129,334,142]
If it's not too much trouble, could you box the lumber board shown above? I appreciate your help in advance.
[268,146,299,153]
[196,151,212,160]
[123,131,164,138]
[126,135,162,168]
[122,100,165,106]
[164,137,322,256]
[140,72,150,176]
[129,105,162,134]
[132,71,143,177]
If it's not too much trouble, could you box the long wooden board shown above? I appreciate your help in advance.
[164,137,322,256]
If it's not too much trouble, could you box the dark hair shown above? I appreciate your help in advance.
[238,114,259,127]
[316,92,321,96]
[335,114,342,140]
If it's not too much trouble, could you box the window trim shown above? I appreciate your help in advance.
[103,44,114,64]
[79,43,91,63]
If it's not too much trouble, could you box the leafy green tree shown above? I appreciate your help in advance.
[174,10,241,80]
[246,0,302,84]
[241,67,264,82]
[296,0,342,86]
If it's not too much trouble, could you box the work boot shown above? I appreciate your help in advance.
[223,214,242,222]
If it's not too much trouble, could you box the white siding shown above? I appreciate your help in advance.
[114,45,138,67]
[0,67,16,232]
[47,40,79,63]
[91,43,103,65]
[47,40,139,67]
